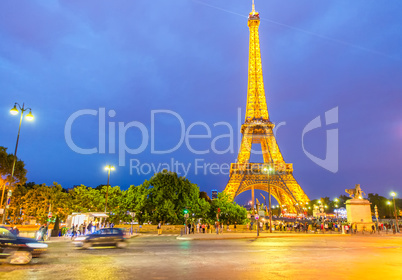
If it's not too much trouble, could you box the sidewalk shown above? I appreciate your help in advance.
[176,231,350,240]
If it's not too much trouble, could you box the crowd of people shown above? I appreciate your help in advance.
[247,220,347,233]
[67,221,115,239]
[183,222,236,234]
[180,219,400,235]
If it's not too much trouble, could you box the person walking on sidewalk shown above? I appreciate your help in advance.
[87,222,93,234]
[157,221,162,235]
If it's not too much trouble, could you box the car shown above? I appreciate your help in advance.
[72,227,127,249]
[0,227,48,265]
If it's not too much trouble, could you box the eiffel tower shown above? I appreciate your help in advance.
[223,2,309,214]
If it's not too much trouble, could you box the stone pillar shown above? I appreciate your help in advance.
[346,198,374,231]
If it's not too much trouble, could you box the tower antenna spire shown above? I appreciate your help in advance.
[252,0,255,14]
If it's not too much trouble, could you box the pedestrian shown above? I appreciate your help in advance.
[37,225,44,241]
[207,223,210,234]
[192,223,195,234]
[196,223,200,233]
[157,221,162,235]
[87,221,92,234]
[187,223,191,235]
[110,222,115,228]
[40,224,47,241]
[201,223,205,233]
[74,224,80,237]
[234,222,237,232]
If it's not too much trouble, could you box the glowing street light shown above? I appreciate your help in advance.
[104,165,115,213]
[387,201,392,218]
[2,102,34,224]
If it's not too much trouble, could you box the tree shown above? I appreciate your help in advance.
[7,183,29,224]
[122,171,210,225]
[0,146,27,186]
[367,193,388,218]
[208,192,248,225]
[69,185,104,213]
[101,185,124,223]
[146,171,210,224]
[18,182,71,224]
[199,191,212,204]
[122,183,151,224]
[0,146,27,199]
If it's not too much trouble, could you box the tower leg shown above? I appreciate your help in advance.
[251,185,255,213]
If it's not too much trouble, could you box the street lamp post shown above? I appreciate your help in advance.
[334,198,339,221]
[2,103,34,224]
[262,165,274,233]
[104,165,115,213]
[390,192,399,233]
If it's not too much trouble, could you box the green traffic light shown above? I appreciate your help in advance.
[184,209,188,214]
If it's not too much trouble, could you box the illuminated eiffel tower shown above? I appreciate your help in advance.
[223,2,309,214]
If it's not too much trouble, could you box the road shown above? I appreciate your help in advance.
[1,235,402,279]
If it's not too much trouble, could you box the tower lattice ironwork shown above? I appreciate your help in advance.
[223,3,309,214]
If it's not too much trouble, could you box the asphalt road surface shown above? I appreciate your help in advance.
[1,235,402,280]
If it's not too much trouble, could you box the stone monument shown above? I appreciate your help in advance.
[345,184,374,231]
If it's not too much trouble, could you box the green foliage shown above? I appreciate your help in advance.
[69,185,104,213]
[9,182,71,224]
[0,146,27,185]
[367,193,393,218]
[130,171,210,224]
[5,171,251,226]
[208,192,248,225]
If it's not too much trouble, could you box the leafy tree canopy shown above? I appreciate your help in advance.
[0,146,27,185]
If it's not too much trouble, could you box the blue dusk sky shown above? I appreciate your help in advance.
[0,0,401,203]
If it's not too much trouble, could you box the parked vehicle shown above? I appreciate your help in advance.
[72,227,127,249]
[0,227,48,265]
